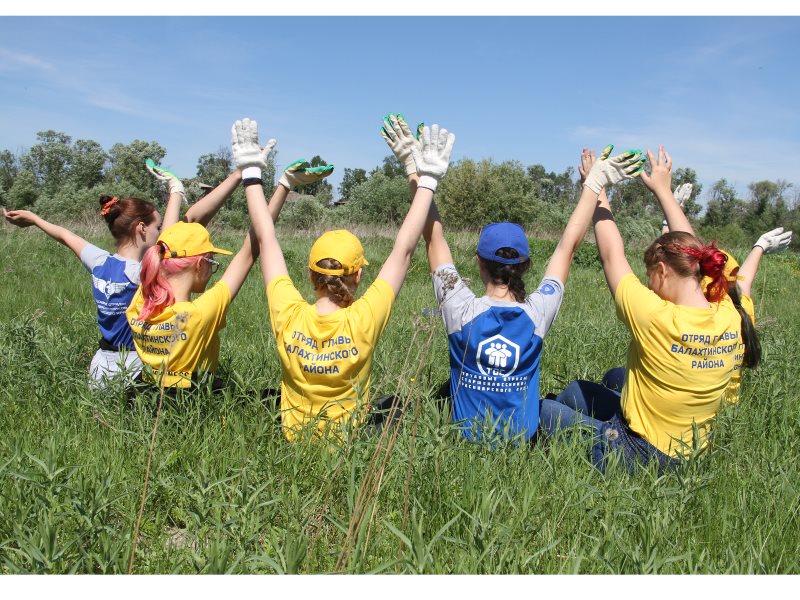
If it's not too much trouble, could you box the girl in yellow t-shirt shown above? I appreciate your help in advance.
[541,146,743,473]
[231,117,455,440]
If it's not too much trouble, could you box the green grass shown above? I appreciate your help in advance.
[1,223,799,574]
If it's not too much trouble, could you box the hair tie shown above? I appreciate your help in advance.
[99,197,120,216]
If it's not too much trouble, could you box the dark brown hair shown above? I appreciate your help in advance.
[728,283,761,369]
[478,247,531,303]
[98,195,158,244]
[310,258,358,308]
[644,231,728,302]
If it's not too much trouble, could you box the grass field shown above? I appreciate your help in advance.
[1,221,799,574]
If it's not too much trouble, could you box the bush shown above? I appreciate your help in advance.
[280,196,330,230]
[342,173,410,225]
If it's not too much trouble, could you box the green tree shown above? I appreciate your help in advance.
[0,150,19,203]
[106,139,167,198]
[69,139,108,189]
[22,130,73,194]
[7,169,39,209]
[196,147,233,188]
[744,179,792,235]
[342,172,410,225]
[338,167,367,200]
[672,167,702,219]
[703,178,744,228]
[370,155,405,179]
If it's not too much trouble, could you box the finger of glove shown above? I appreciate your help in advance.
[260,138,277,161]
[441,132,456,163]
[306,165,334,176]
[397,116,415,140]
[765,226,785,236]
[435,126,449,152]
[382,117,398,142]
[777,231,793,245]
[285,159,308,174]
[600,144,614,160]
[410,144,423,172]
[416,122,424,140]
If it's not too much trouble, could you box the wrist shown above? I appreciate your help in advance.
[242,166,262,180]
[417,175,438,192]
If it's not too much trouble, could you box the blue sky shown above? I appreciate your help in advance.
[1,16,799,204]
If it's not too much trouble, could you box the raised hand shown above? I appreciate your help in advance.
[578,144,613,183]
[231,118,277,179]
[409,124,456,192]
[381,113,424,175]
[279,159,335,190]
[3,208,38,227]
[673,182,693,209]
[754,227,793,253]
[640,145,673,195]
[145,159,186,202]
[583,148,644,194]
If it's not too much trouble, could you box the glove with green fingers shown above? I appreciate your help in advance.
[380,113,424,175]
[583,149,645,194]
[673,183,693,208]
[754,227,793,254]
[146,158,186,203]
[231,118,277,180]
[279,159,335,189]
[409,124,456,192]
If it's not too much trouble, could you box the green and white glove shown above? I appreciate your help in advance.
[754,227,793,253]
[146,159,186,204]
[279,159,335,189]
[231,118,277,180]
[380,113,424,175]
[409,124,456,192]
[673,183,693,208]
[583,149,645,194]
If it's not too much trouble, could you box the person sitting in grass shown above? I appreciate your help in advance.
[1,160,243,388]
[380,113,645,443]
[540,146,744,473]
[233,117,455,440]
[126,143,333,392]
[586,188,792,410]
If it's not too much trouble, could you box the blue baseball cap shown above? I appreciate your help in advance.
[477,222,530,264]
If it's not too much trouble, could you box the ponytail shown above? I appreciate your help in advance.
[137,243,206,321]
[310,258,357,307]
[479,247,530,303]
[728,285,761,369]
[644,232,729,302]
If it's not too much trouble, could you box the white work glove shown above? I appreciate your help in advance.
[279,159,335,190]
[409,124,455,192]
[754,227,793,254]
[145,159,186,204]
[231,118,277,180]
[583,150,645,194]
[673,183,693,208]
[380,113,423,175]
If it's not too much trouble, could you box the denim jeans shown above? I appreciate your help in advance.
[539,378,622,438]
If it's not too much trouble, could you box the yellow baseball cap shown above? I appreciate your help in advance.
[157,222,232,258]
[721,250,743,282]
[308,230,368,276]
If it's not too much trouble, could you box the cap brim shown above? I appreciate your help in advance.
[210,247,233,256]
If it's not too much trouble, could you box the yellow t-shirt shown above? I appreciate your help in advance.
[266,275,395,440]
[722,294,755,404]
[615,273,741,457]
[126,281,231,388]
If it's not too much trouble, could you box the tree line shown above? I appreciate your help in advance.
[2,130,797,248]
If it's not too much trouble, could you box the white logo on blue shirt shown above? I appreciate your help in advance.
[476,334,520,377]
[540,284,556,295]
[92,274,131,299]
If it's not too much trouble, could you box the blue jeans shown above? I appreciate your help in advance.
[540,378,621,438]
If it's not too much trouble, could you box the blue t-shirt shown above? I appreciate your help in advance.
[432,264,564,442]
[81,244,141,350]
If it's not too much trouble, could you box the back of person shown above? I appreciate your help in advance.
[615,271,741,456]
[268,268,394,440]
[434,264,563,442]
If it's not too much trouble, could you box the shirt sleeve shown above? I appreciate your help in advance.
[614,272,667,339]
[350,277,396,345]
[266,275,306,338]
[79,243,109,273]
[192,280,232,335]
[740,294,755,325]
[524,275,564,338]
[432,264,476,336]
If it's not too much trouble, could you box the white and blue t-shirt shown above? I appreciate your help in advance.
[80,244,141,350]
[432,264,564,442]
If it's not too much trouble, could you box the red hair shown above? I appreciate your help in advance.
[137,243,210,321]
[644,232,728,302]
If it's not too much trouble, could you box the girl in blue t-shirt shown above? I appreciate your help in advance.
[380,114,644,442]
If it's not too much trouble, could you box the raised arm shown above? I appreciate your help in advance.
[544,145,616,284]
[145,159,185,229]
[737,227,793,297]
[584,150,647,296]
[184,170,242,227]
[379,113,454,271]
[377,124,456,295]
[3,208,88,258]
[641,146,695,236]
[659,183,693,235]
